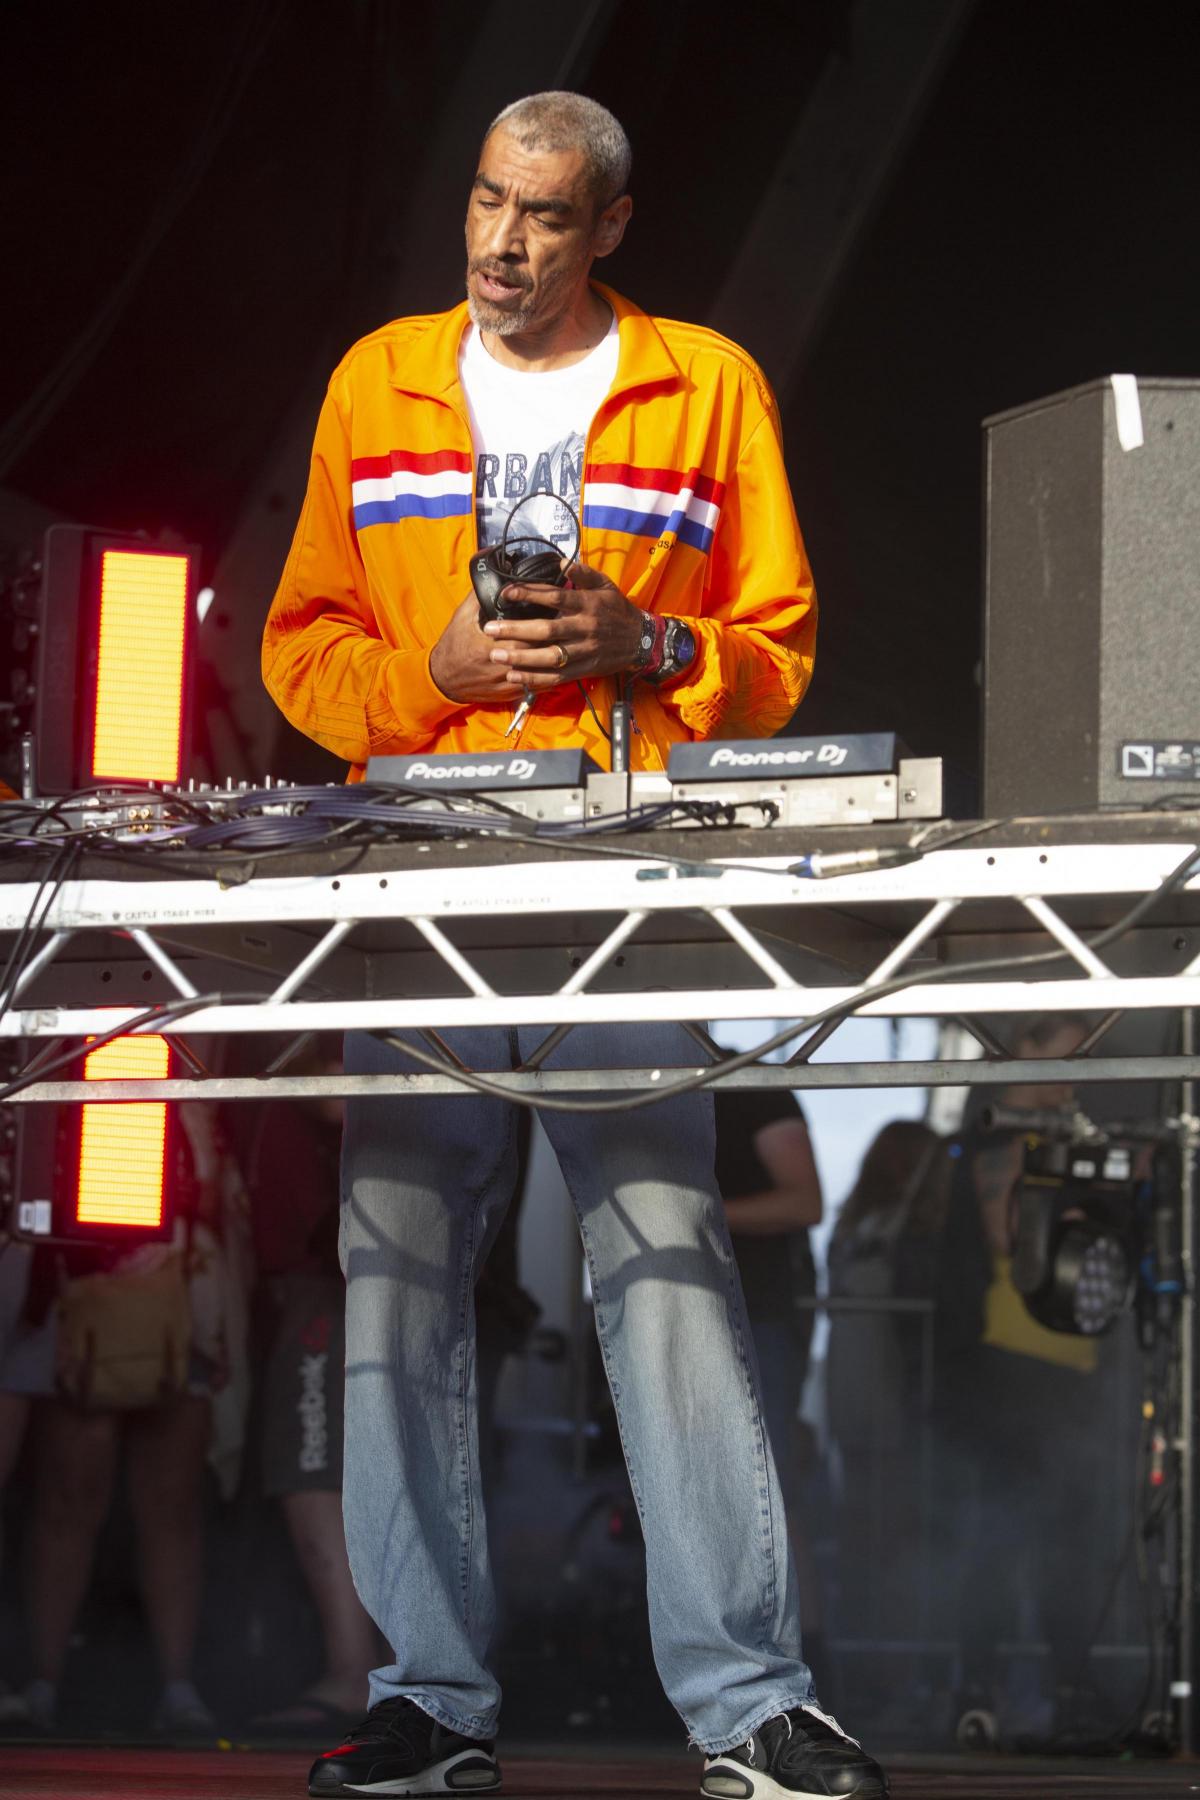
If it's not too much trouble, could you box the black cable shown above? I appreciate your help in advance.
[1095,1408,1178,1752]
[4,798,1197,1108]
[364,844,1200,1113]
[6,827,381,893]
[5,784,1198,899]
[6,831,1196,1111]
[181,813,360,849]
[0,851,57,1014]
[1,786,790,869]
[499,485,581,570]
[0,784,216,853]
[0,989,269,1104]
[0,841,79,1020]
[1056,1384,1176,1752]
[577,681,612,743]
[913,801,1200,856]
[88,833,380,887]
[81,816,373,876]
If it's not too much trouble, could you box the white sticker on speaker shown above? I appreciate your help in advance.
[1119,740,1200,780]
[1122,744,1155,777]
[1110,374,1144,451]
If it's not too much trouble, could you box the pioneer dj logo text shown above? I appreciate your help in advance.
[708,743,849,770]
[403,758,537,782]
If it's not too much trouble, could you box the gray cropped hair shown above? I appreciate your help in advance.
[485,92,631,207]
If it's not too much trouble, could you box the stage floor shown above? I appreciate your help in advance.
[0,1746,1197,1798]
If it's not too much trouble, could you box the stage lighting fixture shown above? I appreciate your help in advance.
[10,1034,177,1245]
[1012,1138,1139,1337]
[76,1035,171,1232]
[33,524,198,793]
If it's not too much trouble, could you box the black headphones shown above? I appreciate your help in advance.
[470,489,582,623]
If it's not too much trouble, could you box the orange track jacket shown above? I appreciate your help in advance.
[262,283,817,776]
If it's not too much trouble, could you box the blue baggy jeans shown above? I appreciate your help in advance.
[339,1023,816,1753]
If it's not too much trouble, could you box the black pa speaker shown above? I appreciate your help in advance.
[982,377,1200,814]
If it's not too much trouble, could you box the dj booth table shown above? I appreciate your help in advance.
[3,803,1200,1752]
[2,809,1199,1102]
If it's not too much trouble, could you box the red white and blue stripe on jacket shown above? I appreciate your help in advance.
[350,454,724,555]
[350,451,473,528]
[580,463,724,556]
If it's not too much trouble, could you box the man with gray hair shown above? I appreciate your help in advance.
[488,90,632,205]
[265,90,886,1800]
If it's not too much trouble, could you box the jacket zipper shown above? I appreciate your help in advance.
[445,383,533,748]
[577,392,643,765]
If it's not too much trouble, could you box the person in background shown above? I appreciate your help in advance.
[17,1103,244,1734]
[829,1121,950,1311]
[244,1050,382,1733]
[825,1121,952,1669]
[713,1090,828,1688]
[935,1015,1103,1743]
[0,1243,40,1721]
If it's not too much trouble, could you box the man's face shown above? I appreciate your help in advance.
[465,128,614,336]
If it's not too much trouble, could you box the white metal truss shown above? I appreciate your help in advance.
[2,832,1199,1101]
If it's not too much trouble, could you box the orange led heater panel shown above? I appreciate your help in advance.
[77,1035,170,1229]
[91,550,190,782]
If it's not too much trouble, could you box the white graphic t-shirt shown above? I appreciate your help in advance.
[458,312,619,556]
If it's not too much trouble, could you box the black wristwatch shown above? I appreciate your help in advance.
[629,609,660,674]
[643,617,698,685]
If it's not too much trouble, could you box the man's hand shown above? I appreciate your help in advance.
[481,558,643,692]
[429,595,532,704]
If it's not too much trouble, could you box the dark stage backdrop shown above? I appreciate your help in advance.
[1,0,1196,792]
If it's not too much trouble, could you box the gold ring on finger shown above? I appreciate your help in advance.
[554,642,569,670]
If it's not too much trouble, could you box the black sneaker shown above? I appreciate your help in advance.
[308,1696,501,1796]
[701,1706,887,1799]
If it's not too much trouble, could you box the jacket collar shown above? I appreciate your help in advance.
[387,282,681,403]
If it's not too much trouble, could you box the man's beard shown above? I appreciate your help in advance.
[465,259,538,336]
[466,290,536,336]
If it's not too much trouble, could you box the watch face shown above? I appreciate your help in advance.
[666,620,696,665]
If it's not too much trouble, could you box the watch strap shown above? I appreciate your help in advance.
[630,609,668,676]
[642,617,697,685]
